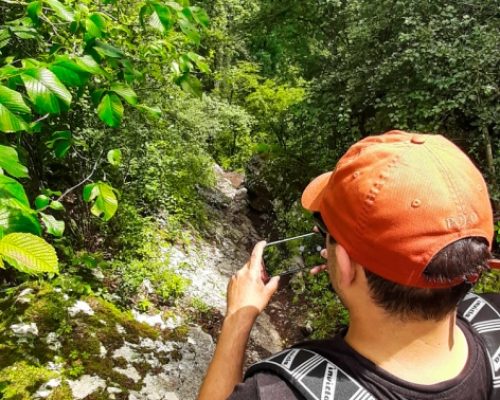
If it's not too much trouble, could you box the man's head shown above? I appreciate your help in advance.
[302,130,497,320]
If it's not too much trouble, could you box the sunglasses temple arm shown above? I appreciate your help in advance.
[266,232,317,247]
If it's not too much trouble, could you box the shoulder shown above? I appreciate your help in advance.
[228,371,303,400]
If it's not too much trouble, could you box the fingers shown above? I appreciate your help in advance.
[265,275,280,296]
[248,240,267,275]
[309,264,327,275]
[320,248,328,259]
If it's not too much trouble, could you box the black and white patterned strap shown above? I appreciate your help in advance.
[245,348,375,400]
[459,292,500,394]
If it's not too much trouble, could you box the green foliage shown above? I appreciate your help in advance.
[0,362,56,400]
[0,0,212,277]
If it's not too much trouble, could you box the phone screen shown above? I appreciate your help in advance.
[263,232,325,277]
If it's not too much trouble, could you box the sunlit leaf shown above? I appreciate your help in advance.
[27,1,43,23]
[97,93,123,127]
[0,145,29,178]
[107,149,122,166]
[0,175,30,207]
[44,0,74,23]
[136,104,161,118]
[83,182,118,221]
[0,198,41,237]
[0,232,58,274]
[0,85,31,133]
[110,83,138,105]
[35,195,50,210]
[21,68,72,114]
[40,212,65,237]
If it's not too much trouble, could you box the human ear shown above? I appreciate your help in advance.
[335,244,356,288]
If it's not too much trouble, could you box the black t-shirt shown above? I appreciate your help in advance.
[228,318,491,400]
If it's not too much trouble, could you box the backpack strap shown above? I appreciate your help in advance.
[458,292,500,396]
[245,348,375,400]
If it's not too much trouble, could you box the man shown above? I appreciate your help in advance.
[198,130,499,400]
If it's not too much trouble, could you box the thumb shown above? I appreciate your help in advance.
[265,275,280,297]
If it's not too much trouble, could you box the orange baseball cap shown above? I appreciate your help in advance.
[301,130,497,288]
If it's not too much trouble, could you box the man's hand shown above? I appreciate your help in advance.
[198,241,280,400]
[226,241,280,319]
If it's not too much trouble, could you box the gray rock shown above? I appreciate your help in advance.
[68,300,94,317]
[114,365,141,383]
[11,322,38,337]
[68,375,106,399]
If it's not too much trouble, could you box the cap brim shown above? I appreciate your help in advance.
[489,259,500,269]
[301,172,332,211]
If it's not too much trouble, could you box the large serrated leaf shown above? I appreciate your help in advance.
[0,145,29,178]
[0,85,31,133]
[44,0,74,22]
[0,198,41,237]
[0,232,58,274]
[97,93,123,127]
[110,83,138,105]
[83,182,118,221]
[40,212,65,237]
[0,175,30,207]
[0,84,31,113]
[21,68,72,114]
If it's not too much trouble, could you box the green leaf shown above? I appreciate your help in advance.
[110,83,138,105]
[27,1,43,23]
[178,19,200,45]
[0,65,19,79]
[191,6,209,28]
[152,3,174,31]
[177,74,202,97]
[82,183,96,202]
[97,93,123,127]
[165,1,182,11]
[21,68,72,114]
[40,212,65,237]
[0,145,29,178]
[0,198,41,237]
[83,182,118,221]
[49,200,64,211]
[49,60,89,87]
[0,29,10,50]
[85,13,107,40]
[186,52,210,73]
[46,130,72,158]
[136,104,161,118]
[44,0,74,22]
[35,195,50,210]
[107,149,122,166]
[0,85,31,133]
[0,175,30,207]
[0,233,58,274]
[75,55,105,75]
[93,41,124,59]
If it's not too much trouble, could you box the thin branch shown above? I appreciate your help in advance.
[56,150,103,202]
[32,113,49,124]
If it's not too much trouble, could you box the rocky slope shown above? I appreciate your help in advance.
[0,165,284,400]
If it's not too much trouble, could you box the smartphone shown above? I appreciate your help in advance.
[263,232,325,277]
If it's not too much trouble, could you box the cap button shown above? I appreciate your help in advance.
[411,135,426,144]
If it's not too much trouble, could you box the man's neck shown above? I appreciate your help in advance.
[344,310,469,384]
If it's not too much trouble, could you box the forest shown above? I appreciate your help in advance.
[0,0,499,399]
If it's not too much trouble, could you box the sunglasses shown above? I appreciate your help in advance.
[313,212,329,239]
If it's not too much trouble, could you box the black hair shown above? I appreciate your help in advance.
[364,237,491,321]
